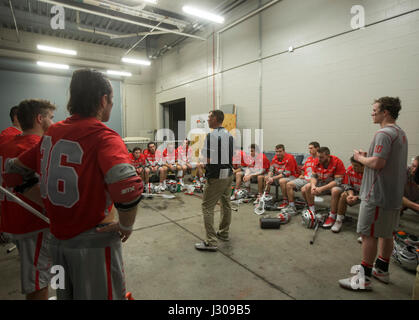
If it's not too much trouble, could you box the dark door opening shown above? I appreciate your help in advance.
[162,98,185,144]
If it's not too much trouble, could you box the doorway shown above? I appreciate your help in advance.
[162,98,185,144]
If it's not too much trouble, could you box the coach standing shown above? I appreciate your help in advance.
[195,110,234,252]
[339,97,408,291]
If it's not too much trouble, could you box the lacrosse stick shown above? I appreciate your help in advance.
[142,193,176,199]
[0,186,50,224]
[254,184,269,215]
[310,213,326,245]
[7,245,16,254]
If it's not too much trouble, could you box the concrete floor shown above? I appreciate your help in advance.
[1,187,418,300]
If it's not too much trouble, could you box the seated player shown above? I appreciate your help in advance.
[129,147,145,178]
[280,141,320,215]
[231,144,270,200]
[231,147,248,192]
[143,141,167,192]
[255,144,298,204]
[0,106,22,142]
[401,155,419,214]
[177,139,204,183]
[329,156,364,232]
[162,142,179,182]
[301,146,346,220]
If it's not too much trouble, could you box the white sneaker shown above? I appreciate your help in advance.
[372,267,390,284]
[230,190,237,201]
[281,205,298,216]
[338,265,372,291]
[357,236,363,244]
[331,219,343,233]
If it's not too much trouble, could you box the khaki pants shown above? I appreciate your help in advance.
[201,175,234,246]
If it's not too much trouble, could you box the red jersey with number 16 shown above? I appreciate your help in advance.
[0,134,48,234]
[18,115,131,240]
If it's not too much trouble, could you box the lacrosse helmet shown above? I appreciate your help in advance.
[168,183,177,193]
[236,189,248,200]
[301,209,317,229]
[392,240,418,272]
[277,212,290,224]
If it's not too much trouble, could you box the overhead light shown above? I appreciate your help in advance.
[107,70,132,77]
[122,57,151,66]
[37,61,69,70]
[182,6,224,24]
[37,44,77,56]
[143,0,157,4]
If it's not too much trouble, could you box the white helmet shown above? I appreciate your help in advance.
[301,210,317,229]
[236,189,248,200]
[277,212,290,224]
[392,239,418,272]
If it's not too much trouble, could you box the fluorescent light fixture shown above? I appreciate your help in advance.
[122,57,151,66]
[182,5,224,24]
[37,44,77,56]
[37,61,69,70]
[107,70,132,77]
[143,0,157,4]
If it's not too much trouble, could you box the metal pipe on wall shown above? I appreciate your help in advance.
[37,0,206,41]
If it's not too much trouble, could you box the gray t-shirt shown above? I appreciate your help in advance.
[360,124,408,209]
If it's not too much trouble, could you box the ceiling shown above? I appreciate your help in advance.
[0,0,248,59]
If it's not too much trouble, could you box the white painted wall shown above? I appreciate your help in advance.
[123,82,156,139]
[153,0,419,165]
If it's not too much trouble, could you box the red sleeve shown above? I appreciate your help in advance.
[263,154,270,170]
[18,140,41,173]
[335,158,346,176]
[98,133,131,176]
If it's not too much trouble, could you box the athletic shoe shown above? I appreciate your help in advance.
[331,219,343,233]
[281,205,298,216]
[195,241,217,251]
[338,265,372,291]
[278,201,289,209]
[322,215,336,228]
[230,190,238,201]
[216,231,230,242]
[372,267,390,284]
[357,236,363,244]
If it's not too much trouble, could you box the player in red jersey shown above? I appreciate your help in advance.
[177,138,204,183]
[329,156,364,233]
[162,142,179,180]
[143,141,167,192]
[280,141,320,216]
[231,147,248,193]
[0,99,56,300]
[301,146,346,219]
[4,69,143,300]
[129,147,145,178]
[255,144,298,204]
[0,106,22,143]
[231,144,269,199]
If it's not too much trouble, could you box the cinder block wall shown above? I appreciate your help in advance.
[153,0,419,166]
